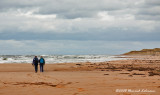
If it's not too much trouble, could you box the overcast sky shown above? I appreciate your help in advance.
[0,0,160,55]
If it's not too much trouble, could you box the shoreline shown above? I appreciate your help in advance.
[0,54,132,64]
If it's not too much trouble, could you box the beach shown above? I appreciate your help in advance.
[0,56,160,95]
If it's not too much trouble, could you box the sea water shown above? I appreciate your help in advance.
[0,55,128,64]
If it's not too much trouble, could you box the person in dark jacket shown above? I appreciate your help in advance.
[39,56,45,72]
[32,56,39,73]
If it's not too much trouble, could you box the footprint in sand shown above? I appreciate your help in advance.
[26,73,73,88]
[27,73,63,83]
[30,88,41,95]
[27,73,32,77]
[27,73,48,81]
[12,81,72,88]
[73,93,79,95]
[77,88,85,92]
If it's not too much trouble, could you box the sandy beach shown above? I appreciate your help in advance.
[0,56,160,95]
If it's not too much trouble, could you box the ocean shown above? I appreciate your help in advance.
[0,55,128,64]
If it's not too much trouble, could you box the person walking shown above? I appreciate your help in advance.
[39,56,45,72]
[32,56,39,73]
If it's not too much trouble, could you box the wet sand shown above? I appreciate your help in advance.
[0,56,160,95]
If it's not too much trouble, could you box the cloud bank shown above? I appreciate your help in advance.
[0,0,160,54]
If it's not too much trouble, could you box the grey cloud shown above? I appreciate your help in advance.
[0,0,138,19]
[136,15,160,21]
[0,28,160,41]
[37,0,136,19]
[2,0,160,20]
[135,0,160,21]
[0,0,160,54]
[0,0,160,55]
[145,0,160,6]
[137,7,160,16]
[0,0,39,11]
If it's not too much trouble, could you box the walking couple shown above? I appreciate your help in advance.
[32,56,45,73]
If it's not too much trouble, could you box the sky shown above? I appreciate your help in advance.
[0,0,160,55]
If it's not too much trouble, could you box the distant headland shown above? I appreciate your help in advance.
[123,48,160,55]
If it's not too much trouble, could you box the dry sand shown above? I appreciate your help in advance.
[0,56,160,95]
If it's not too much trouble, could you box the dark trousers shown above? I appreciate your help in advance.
[40,64,44,72]
[34,64,38,73]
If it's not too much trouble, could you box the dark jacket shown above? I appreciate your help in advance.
[33,57,39,65]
